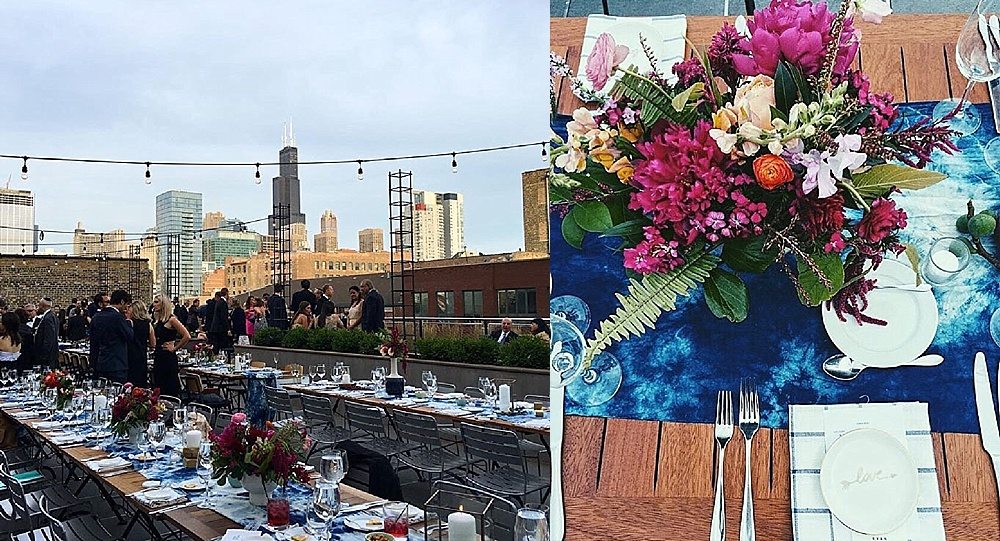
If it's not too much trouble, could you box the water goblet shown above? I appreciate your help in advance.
[514,504,550,541]
[307,482,340,541]
[317,364,326,381]
[198,440,214,508]
[148,420,166,453]
[426,375,438,395]
[320,450,348,484]
[934,0,1000,134]
[421,371,432,390]
[483,381,499,409]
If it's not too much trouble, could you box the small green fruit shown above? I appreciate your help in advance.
[979,209,997,220]
[956,215,970,233]
[969,212,997,238]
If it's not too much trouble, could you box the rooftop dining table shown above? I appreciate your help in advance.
[0,399,413,541]
[552,13,1000,541]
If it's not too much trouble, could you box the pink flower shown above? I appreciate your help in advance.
[733,0,858,77]
[857,198,907,244]
[824,231,847,253]
[672,57,706,88]
[232,412,247,424]
[708,24,744,84]
[586,33,630,91]
[623,227,685,274]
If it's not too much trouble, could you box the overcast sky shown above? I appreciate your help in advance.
[0,1,548,254]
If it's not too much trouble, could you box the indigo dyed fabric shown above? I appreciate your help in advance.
[245,372,278,427]
[552,102,1000,434]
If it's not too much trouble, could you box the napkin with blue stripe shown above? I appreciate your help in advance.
[789,402,945,541]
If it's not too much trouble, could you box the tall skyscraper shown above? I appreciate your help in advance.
[0,188,34,255]
[139,229,158,288]
[521,169,549,253]
[156,190,203,297]
[358,228,384,252]
[314,210,339,252]
[203,230,262,266]
[203,211,225,231]
[72,224,126,256]
[290,223,309,252]
[270,123,306,235]
[402,190,465,261]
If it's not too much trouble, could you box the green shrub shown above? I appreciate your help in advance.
[498,336,549,369]
[253,327,286,347]
[280,327,311,350]
[306,327,336,351]
[414,336,500,365]
[327,328,368,353]
[358,332,382,355]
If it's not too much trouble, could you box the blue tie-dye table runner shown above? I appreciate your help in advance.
[551,101,1000,434]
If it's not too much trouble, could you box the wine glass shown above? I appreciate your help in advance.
[426,374,438,395]
[306,483,341,541]
[551,314,623,407]
[514,505,550,541]
[934,0,1000,134]
[316,364,326,381]
[198,440,214,508]
[483,380,498,409]
[172,408,186,431]
[148,420,166,454]
[136,431,151,469]
[320,450,348,484]
[309,365,317,382]
[421,371,432,390]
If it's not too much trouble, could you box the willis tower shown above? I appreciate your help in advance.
[271,122,306,235]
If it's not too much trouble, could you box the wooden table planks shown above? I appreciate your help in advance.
[550,15,989,117]
[563,415,998,540]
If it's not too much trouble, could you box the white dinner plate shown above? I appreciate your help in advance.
[144,488,181,502]
[820,428,919,534]
[822,258,938,367]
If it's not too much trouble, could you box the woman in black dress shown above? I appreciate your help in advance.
[126,300,155,386]
[151,294,190,398]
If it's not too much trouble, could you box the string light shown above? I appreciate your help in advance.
[20,157,28,180]
[541,143,548,162]
[255,163,261,184]
[356,161,364,182]
[38,231,44,241]
[145,162,151,184]
[451,153,458,174]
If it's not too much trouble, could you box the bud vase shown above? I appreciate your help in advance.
[386,358,404,397]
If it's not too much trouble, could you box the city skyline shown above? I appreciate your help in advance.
[0,2,548,255]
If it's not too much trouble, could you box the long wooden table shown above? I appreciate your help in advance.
[552,14,997,540]
[1,406,383,541]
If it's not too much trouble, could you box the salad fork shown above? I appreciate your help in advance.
[710,390,733,541]
[739,379,760,541]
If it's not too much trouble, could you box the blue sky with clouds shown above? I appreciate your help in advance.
[0,1,548,253]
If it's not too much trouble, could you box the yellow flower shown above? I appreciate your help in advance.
[712,108,738,132]
[618,123,644,143]
[554,144,588,173]
[590,147,619,170]
[567,108,599,138]
[608,156,634,182]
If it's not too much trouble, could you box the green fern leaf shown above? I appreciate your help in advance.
[583,248,720,367]
[610,70,700,127]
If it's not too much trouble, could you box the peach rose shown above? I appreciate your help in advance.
[753,155,794,190]
[731,75,776,130]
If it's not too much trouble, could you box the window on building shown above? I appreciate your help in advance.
[463,290,483,317]
[413,292,429,316]
[437,291,455,316]
[497,288,536,316]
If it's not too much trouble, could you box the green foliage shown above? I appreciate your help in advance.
[561,209,586,249]
[703,269,749,323]
[253,327,286,347]
[851,164,947,199]
[414,337,501,366]
[280,327,311,350]
[970,212,997,238]
[573,201,613,233]
[610,69,699,126]
[585,247,720,366]
[722,236,780,273]
[329,328,380,354]
[796,252,846,306]
[305,327,336,351]
[498,336,549,370]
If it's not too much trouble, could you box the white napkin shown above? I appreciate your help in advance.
[519,419,551,430]
[789,402,945,541]
[576,14,687,98]
[87,456,130,471]
[220,530,274,541]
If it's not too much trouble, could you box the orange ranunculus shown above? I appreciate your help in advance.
[753,154,794,190]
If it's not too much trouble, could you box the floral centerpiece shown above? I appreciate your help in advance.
[41,370,74,410]
[109,384,164,442]
[551,0,956,367]
[378,327,409,396]
[210,413,311,505]
[192,341,213,360]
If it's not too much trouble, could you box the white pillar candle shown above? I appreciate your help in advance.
[931,250,960,272]
[93,395,108,412]
[185,429,202,449]
[447,511,476,541]
[498,384,512,412]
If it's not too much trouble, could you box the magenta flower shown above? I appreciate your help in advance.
[672,57,707,87]
[586,33,630,91]
[857,198,907,244]
[623,227,685,274]
[708,24,744,84]
[732,0,858,77]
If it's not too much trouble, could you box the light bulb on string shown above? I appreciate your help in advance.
[145,162,152,184]
[541,143,549,162]
[451,153,458,174]
[38,231,44,241]
[20,157,28,180]
[255,163,262,185]
[356,161,364,182]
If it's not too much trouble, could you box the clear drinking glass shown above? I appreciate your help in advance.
[552,314,623,407]
[921,237,971,285]
[320,450,348,483]
[148,420,166,453]
[514,505,550,541]
[137,432,151,469]
[421,371,432,390]
[484,381,498,409]
[306,482,341,541]
[427,375,438,395]
[198,440,214,508]
[317,364,326,381]
[383,501,410,541]
[934,0,1000,134]
[172,408,185,430]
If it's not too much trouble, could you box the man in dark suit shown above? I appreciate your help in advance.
[315,284,338,328]
[291,280,317,314]
[33,297,59,368]
[230,297,246,343]
[203,295,216,333]
[208,288,233,353]
[173,297,188,324]
[87,292,108,319]
[267,284,289,330]
[489,317,518,344]
[89,290,134,383]
[359,279,384,333]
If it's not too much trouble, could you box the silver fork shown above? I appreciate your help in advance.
[739,379,761,541]
[710,390,733,541]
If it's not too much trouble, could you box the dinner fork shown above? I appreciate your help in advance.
[739,379,760,541]
[710,390,733,541]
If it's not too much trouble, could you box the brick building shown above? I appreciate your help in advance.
[521,168,549,253]
[0,254,153,308]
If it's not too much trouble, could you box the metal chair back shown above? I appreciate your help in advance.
[463,387,485,399]
[392,409,442,448]
[435,382,457,393]
[427,480,519,540]
[39,496,68,541]
[158,395,182,408]
[345,402,387,438]
[460,423,525,471]
[300,394,336,427]
[187,402,215,426]
[0,466,30,524]
[523,394,549,407]
[263,385,296,420]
